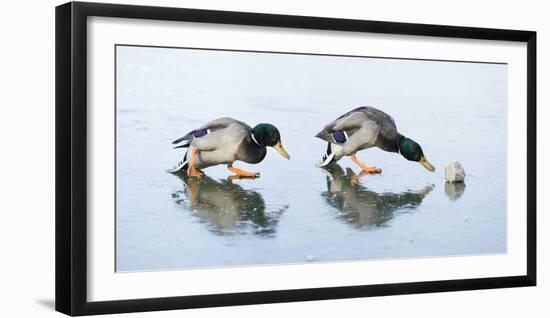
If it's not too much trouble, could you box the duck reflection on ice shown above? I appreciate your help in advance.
[172,173,288,237]
[321,165,434,229]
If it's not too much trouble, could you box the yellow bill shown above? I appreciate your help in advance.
[419,156,435,172]
[273,142,290,159]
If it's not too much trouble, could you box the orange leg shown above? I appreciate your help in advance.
[351,154,382,174]
[227,163,260,178]
[187,147,203,178]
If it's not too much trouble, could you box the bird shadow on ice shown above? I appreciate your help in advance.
[320,164,434,230]
[171,172,288,237]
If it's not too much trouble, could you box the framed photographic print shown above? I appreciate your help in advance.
[55,1,536,316]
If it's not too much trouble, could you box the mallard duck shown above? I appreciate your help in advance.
[170,117,290,178]
[315,106,435,173]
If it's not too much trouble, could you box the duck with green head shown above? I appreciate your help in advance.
[315,106,435,174]
[170,117,290,178]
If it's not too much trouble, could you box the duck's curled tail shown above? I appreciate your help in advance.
[169,128,211,173]
[169,151,188,173]
[318,143,338,167]
[315,129,348,167]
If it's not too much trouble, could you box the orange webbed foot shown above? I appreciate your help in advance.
[350,153,382,174]
[187,166,203,178]
[227,164,260,179]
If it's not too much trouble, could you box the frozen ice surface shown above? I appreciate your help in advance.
[115,46,507,271]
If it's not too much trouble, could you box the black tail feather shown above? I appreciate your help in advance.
[172,135,189,145]
[182,152,188,169]
[169,151,189,173]
[319,142,335,167]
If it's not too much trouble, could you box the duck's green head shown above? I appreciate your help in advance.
[399,137,435,172]
[252,124,290,159]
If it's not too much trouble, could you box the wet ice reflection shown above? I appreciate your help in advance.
[172,172,288,237]
[321,165,434,229]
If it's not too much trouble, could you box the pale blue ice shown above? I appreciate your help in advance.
[115,46,507,271]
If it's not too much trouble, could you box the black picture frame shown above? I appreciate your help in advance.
[55,1,536,316]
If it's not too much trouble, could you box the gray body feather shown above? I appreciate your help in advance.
[316,106,401,164]
[172,117,266,170]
